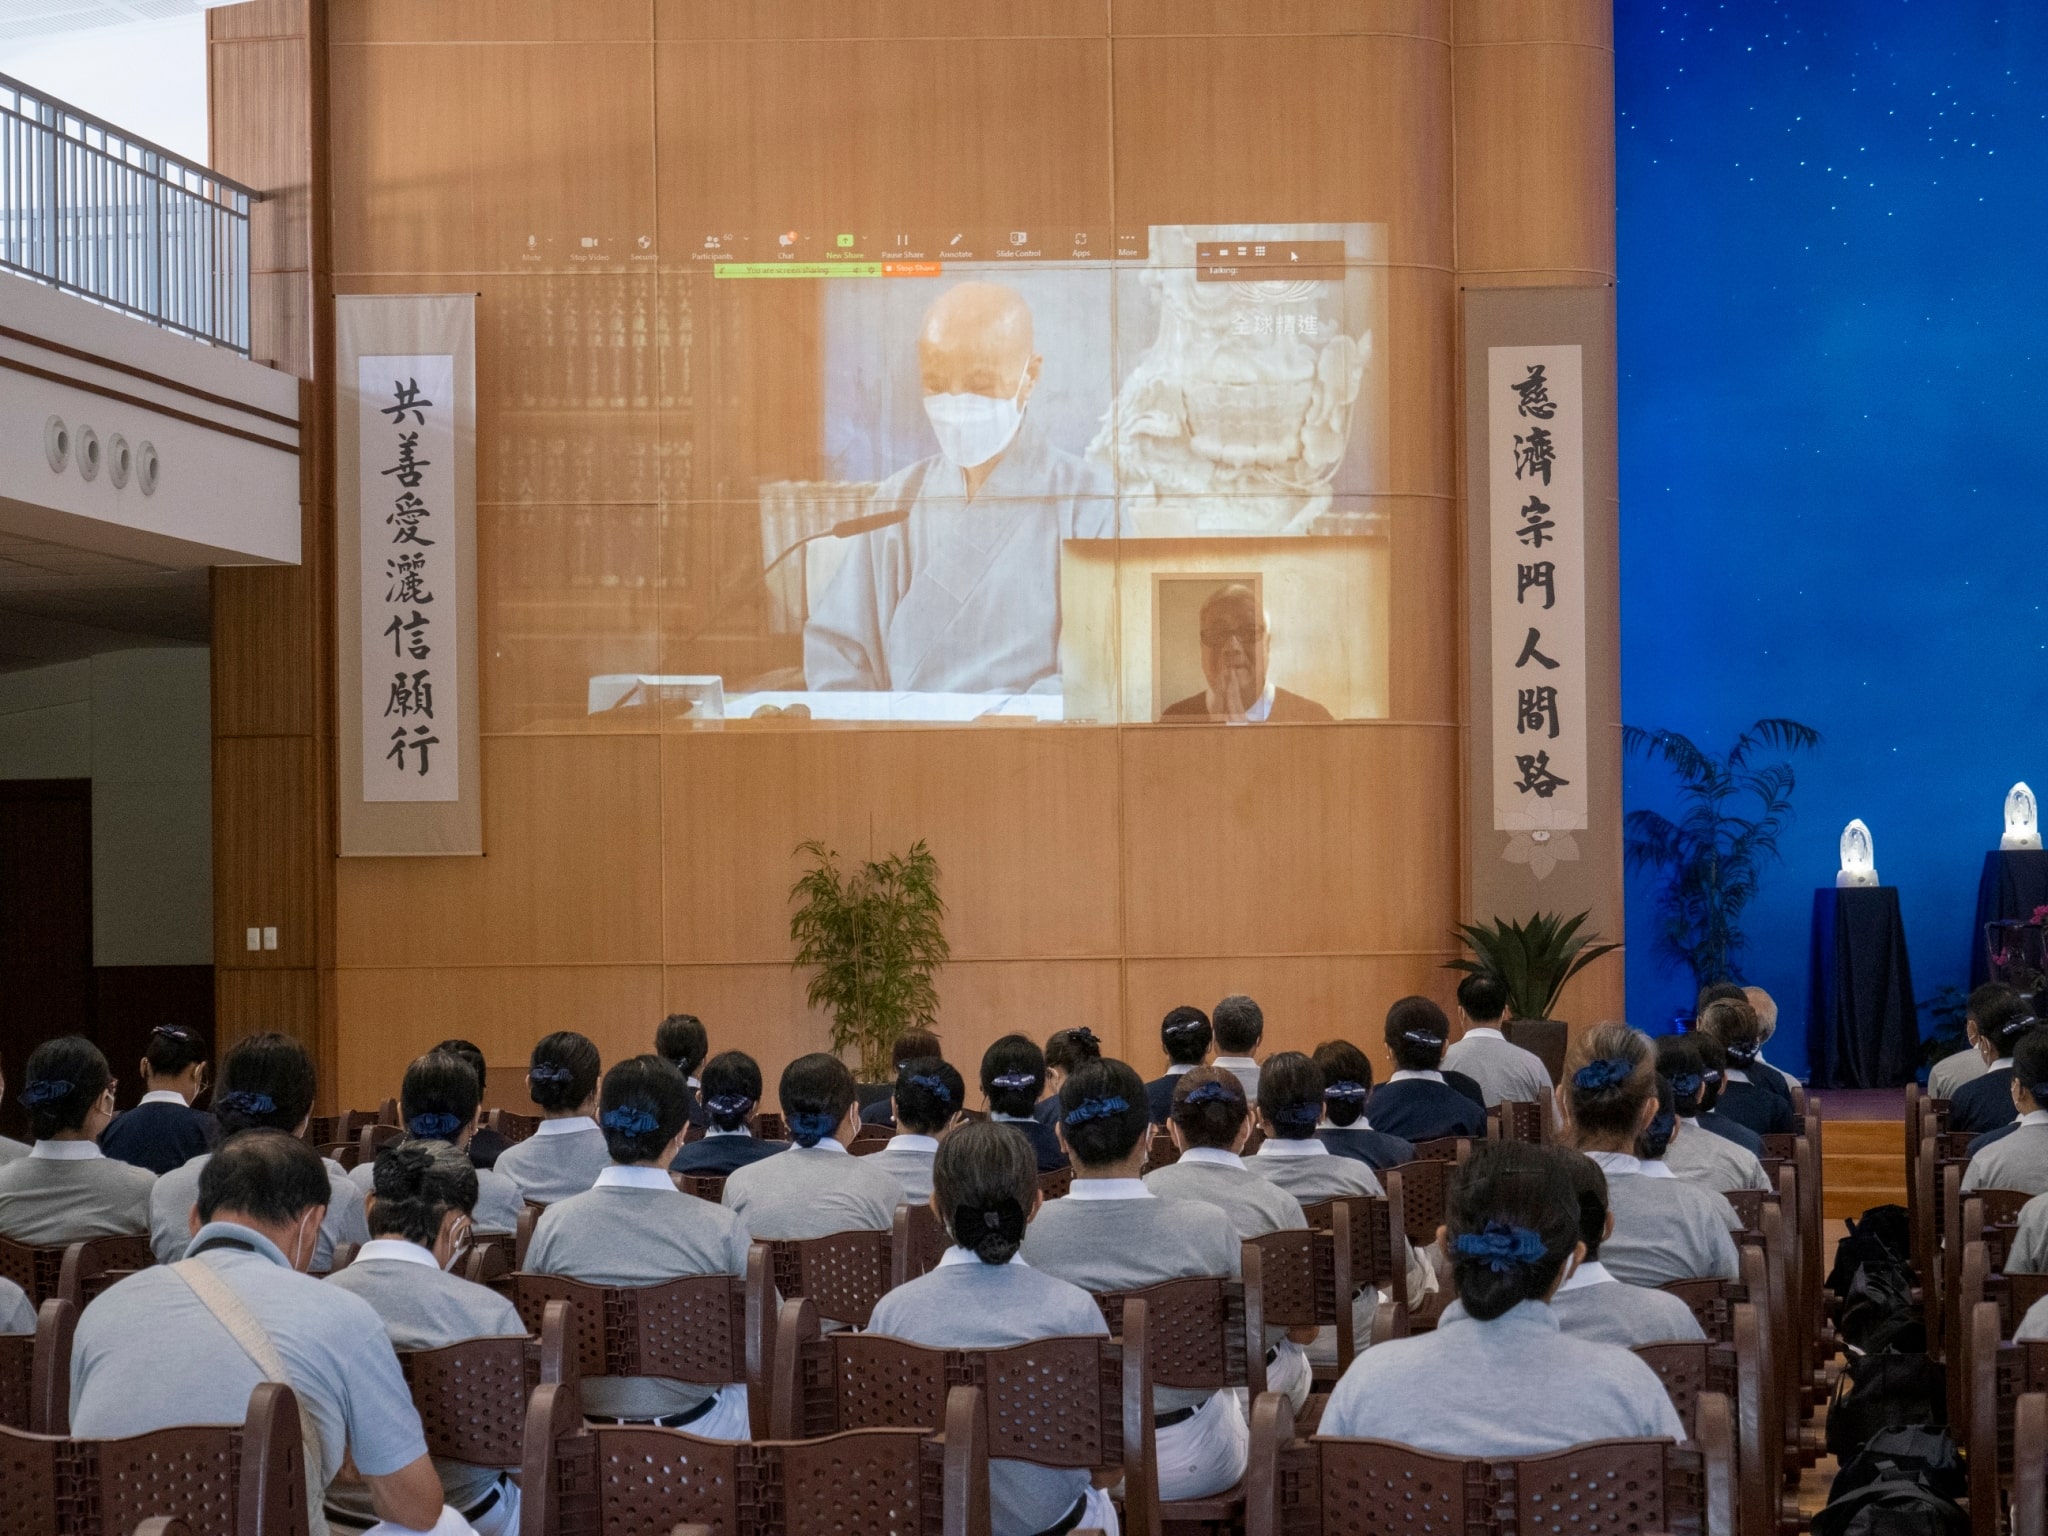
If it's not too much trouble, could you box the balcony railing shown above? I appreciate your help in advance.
[0,71,255,355]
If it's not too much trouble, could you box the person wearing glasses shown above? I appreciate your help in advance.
[0,1035,155,1242]
[1160,583,1333,723]
[101,1024,217,1176]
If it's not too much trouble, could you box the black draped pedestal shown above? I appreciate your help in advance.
[1969,849,2048,989]
[1808,886,1920,1088]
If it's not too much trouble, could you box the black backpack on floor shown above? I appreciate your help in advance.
[1811,1427,1970,1536]
[1826,1352,1946,1461]
[1833,1205,1920,1354]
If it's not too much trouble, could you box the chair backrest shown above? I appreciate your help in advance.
[1096,1274,1264,1398]
[399,1298,570,1470]
[513,1202,544,1269]
[354,1123,403,1168]
[1488,1100,1546,1145]
[520,1376,985,1536]
[891,1202,949,1287]
[1244,1227,1351,1365]
[508,1248,772,1438]
[1760,1132,1798,1163]
[1634,1303,1768,1536]
[315,1142,358,1170]
[1301,1192,1409,1313]
[1502,1018,1567,1085]
[1141,1127,1179,1174]
[1384,1160,1448,1250]
[755,1111,788,1142]
[0,1380,309,1536]
[461,1232,518,1287]
[1037,1165,1073,1200]
[1408,1136,1471,1164]
[0,1234,152,1308]
[850,1124,893,1156]
[1244,1388,1734,1536]
[0,1297,74,1435]
[768,1293,1154,1532]
[1658,1276,1749,1345]
[54,1233,155,1310]
[486,1109,540,1145]
[1724,1187,1770,1233]
[678,1172,726,1203]
[765,1229,894,1328]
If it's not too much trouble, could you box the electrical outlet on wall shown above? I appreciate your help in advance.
[245,927,261,951]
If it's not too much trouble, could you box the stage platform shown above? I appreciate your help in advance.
[1811,1087,1906,1219]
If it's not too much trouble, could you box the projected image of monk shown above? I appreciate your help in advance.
[803,281,1125,694]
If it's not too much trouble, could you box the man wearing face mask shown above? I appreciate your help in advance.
[70,1131,452,1535]
[804,280,1124,695]
[1161,583,1333,722]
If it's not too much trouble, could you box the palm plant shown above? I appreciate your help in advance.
[1447,911,1620,1022]
[788,838,949,1081]
[1623,718,1822,991]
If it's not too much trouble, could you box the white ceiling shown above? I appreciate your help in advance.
[0,1,207,44]
[0,529,207,670]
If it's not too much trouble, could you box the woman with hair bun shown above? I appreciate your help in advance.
[1320,1140,1685,1454]
[722,1053,903,1246]
[0,1035,155,1242]
[1653,1035,1770,1194]
[669,1051,787,1178]
[491,1032,608,1204]
[869,1122,1116,1536]
[1558,1023,1740,1287]
[346,1051,527,1233]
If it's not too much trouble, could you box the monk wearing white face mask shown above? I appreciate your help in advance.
[804,280,1130,695]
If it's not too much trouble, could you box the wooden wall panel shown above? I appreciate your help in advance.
[213,736,319,969]
[333,0,653,45]
[655,2,1109,41]
[328,44,480,275]
[1111,0,1448,37]
[1452,0,1608,48]
[215,965,319,1059]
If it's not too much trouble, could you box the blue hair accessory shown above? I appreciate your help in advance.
[1183,1081,1238,1107]
[1400,1029,1444,1047]
[19,1079,73,1107]
[1723,1040,1760,1064]
[528,1063,574,1084]
[1452,1221,1549,1273]
[407,1112,464,1140]
[214,1090,276,1117]
[787,1110,840,1145]
[1163,1017,1209,1038]
[1322,1080,1369,1103]
[705,1093,754,1119]
[905,1073,953,1104]
[1069,1027,1100,1051]
[1646,1109,1676,1147]
[601,1106,660,1136]
[1572,1058,1634,1093]
[1062,1095,1128,1126]
[151,1025,197,1042]
[1703,1069,1724,1086]
[1668,1073,1703,1100]
[990,1073,1039,1092]
[1274,1101,1323,1128]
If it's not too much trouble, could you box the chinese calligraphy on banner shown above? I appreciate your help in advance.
[337,295,480,856]
[1488,344,1587,839]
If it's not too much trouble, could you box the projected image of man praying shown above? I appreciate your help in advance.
[803,281,1126,695]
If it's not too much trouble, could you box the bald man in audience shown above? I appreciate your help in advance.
[804,281,1128,695]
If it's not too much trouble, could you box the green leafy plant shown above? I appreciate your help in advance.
[1918,984,1969,1071]
[788,838,949,1081]
[1623,718,1822,991]
[1446,911,1620,1021]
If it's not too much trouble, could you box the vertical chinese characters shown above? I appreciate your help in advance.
[378,377,442,780]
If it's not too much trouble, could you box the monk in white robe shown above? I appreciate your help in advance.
[804,282,1124,694]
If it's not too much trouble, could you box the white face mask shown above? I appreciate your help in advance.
[923,369,1029,469]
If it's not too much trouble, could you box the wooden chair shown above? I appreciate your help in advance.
[678,1172,726,1203]
[850,1123,894,1156]
[1301,1192,1413,1346]
[0,1380,309,1536]
[1948,1186,2036,1411]
[399,1298,571,1479]
[0,1233,153,1307]
[1246,1224,1355,1386]
[1242,1389,1736,1536]
[462,1231,518,1287]
[1964,1301,2048,1527]
[770,1294,1156,1535]
[314,1142,358,1170]
[1488,1100,1546,1145]
[131,1522,195,1536]
[485,1108,540,1145]
[755,1111,788,1143]
[891,1201,949,1286]
[513,1202,544,1270]
[0,1298,75,1434]
[1634,1303,1770,1536]
[521,1375,989,1536]
[507,1248,774,1439]
[1141,1126,1179,1174]
[763,1229,894,1328]
[54,1233,155,1310]
[354,1123,403,1168]
[1409,1136,1472,1164]
[1037,1165,1074,1200]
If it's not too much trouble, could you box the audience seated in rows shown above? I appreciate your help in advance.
[857,1027,944,1128]
[1928,982,2015,1100]
[979,1034,1065,1172]
[0,1036,156,1243]
[1950,990,2042,1138]
[864,1056,963,1202]
[1311,1038,1416,1171]
[1962,1027,2048,1192]
[1693,995,1796,1138]
[1655,1034,1772,1194]
[1441,972,1555,1110]
[491,1031,608,1204]
[722,1053,903,1240]
[99,1024,217,1176]
[346,1050,524,1233]
[1689,1032,1767,1154]
[669,1050,785,1178]
[1367,997,1487,1142]
[1145,1005,1211,1124]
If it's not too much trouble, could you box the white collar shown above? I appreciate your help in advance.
[938,1245,1023,1268]
[705,1128,753,1139]
[888,1134,940,1153]
[2021,1110,2048,1128]
[534,1116,598,1137]
[990,1112,1039,1124]
[1723,1068,1750,1084]
[1318,1117,1376,1132]
[1388,1069,1444,1084]
[1584,1150,1644,1177]
[1212,1055,1260,1070]
[1992,1058,2015,1072]
[595,1165,679,1191]
[1066,1177,1152,1200]
[793,1138,850,1155]
[1165,1063,1196,1076]
[1638,1159,1676,1179]
[355,1238,441,1269]
[1176,1146,1246,1170]
[30,1140,102,1160]
[139,1089,191,1106]
[1254,1138,1328,1158]
[1555,1260,1615,1294]
[688,1077,701,1089]
[1461,1027,1505,1042]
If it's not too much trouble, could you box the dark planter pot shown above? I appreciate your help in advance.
[1504,1018,1569,1086]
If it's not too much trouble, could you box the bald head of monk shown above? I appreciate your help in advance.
[918,282,1039,406]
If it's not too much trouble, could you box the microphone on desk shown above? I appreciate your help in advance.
[758,504,912,580]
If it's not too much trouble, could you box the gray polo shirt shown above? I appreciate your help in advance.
[488,1118,610,1206]
[0,1136,26,1167]
[1443,1029,1556,1109]
[1963,1115,2048,1195]
[70,1221,428,1495]
[1482,1262,1709,1349]
[324,1240,525,1520]
[1664,1117,1771,1194]
[1589,1153,1742,1287]
[152,1154,368,1271]
[0,1143,156,1243]
[524,1165,753,1419]
[0,1276,31,1334]
[1143,1147,1307,1242]
[347,1149,526,1233]
[2002,1192,2048,1273]
[1931,1047,1992,1101]
[1320,1298,1686,1454]
[863,1135,937,1204]
[1212,1056,1262,1099]
[870,1250,1106,1536]
[722,1139,903,1239]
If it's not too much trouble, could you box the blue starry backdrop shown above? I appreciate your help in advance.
[1619,0,2048,1073]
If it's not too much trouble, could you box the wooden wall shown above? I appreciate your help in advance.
[211,0,1620,1113]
